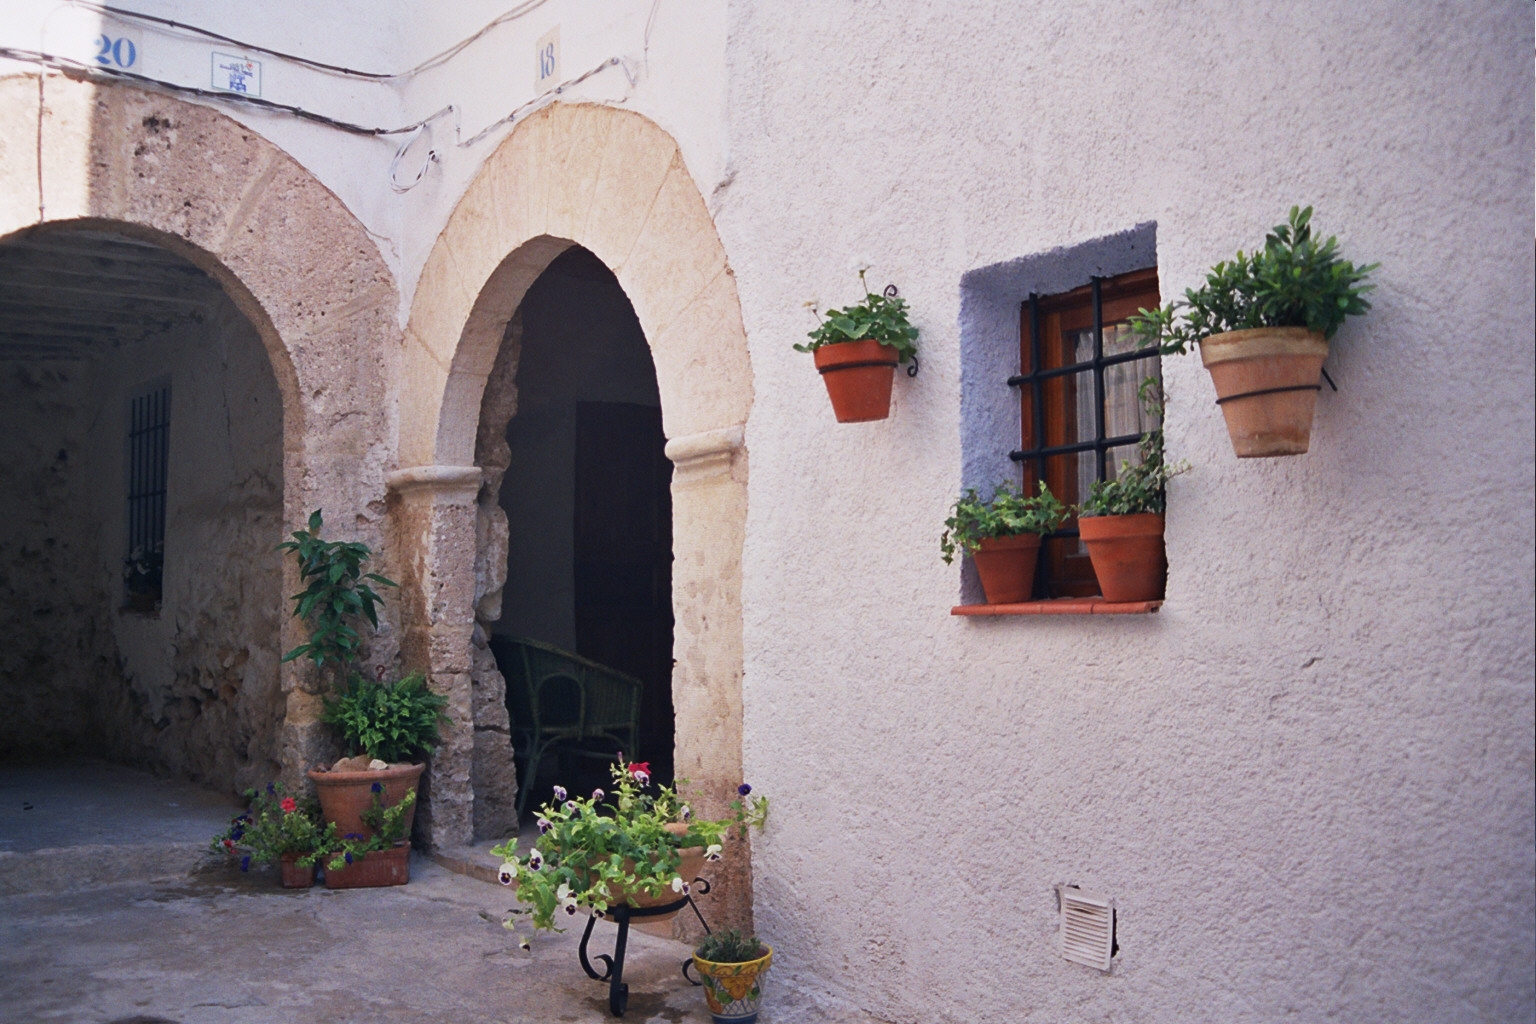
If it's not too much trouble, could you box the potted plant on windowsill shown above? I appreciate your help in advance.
[941,482,1067,604]
[491,758,767,945]
[280,510,449,883]
[688,928,774,1024]
[1076,379,1189,602]
[1130,206,1377,457]
[211,782,335,888]
[796,271,919,422]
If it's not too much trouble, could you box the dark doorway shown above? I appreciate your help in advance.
[491,245,676,808]
[574,401,674,785]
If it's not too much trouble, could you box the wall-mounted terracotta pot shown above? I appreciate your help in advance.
[813,339,899,422]
[1200,327,1330,457]
[971,533,1043,604]
[1078,513,1166,603]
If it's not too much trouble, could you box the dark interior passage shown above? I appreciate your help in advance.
[489,246,675,809]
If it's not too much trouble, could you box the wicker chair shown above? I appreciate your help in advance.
[489,635,644,819]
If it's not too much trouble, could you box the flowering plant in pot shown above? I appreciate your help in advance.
[281,510,449,877]
[795,271,918,423]
[1129,205,1377,457]
[321,786,417,889]
[941,482,1067,604]
[211,782,335,888]
[688,928,774,1024]
[492,758,767,944]
[1076,379,1190,603]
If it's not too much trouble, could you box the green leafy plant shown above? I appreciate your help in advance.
[491,758,767,940]
[1078,378,1190,518]
[324,787,416,871]
[695,928,767,964]
[940,481,1067,564]
[322,669,450,764]
[278,510,396,676]
[795,270,919,363]
[211,782,337,870]
[1130,205,1378,354]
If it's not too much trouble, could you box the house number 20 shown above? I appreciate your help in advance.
[95,35,137,69]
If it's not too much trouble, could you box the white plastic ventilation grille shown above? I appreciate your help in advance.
[1059,887,1114,971]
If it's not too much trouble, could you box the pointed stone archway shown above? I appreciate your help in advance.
[394,103,755,929]
[0,74,401,787]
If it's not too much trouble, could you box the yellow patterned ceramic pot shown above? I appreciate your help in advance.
[690,946,773,1024]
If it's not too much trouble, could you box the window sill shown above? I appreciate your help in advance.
[951,597,1161,616]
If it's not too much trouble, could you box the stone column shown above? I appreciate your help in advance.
[666,424,753,937]
[385,465,481,850]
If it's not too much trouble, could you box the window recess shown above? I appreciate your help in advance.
[1008,267,1161,602]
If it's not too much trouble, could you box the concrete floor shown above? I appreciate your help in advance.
[0,762,869,1024]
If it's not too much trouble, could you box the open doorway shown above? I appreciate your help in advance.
[480,245,674,818]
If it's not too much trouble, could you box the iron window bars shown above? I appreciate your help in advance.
[1007,276,1161,553]
[126,383,170,602]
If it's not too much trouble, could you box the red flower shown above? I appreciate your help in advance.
[627,762,651,780]
[280,797,297,814]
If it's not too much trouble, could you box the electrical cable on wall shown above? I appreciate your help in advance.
[2,45,633,192]
[62,0,555,80]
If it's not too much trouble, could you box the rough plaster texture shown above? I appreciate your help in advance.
[0,75,401,797]
[723,3,1535,1022]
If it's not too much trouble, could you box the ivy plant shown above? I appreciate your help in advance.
[795,270,919,363]
[940,481,1067,564]
[1129,205,1378,354]
[278,510,396,676]
[322,671,450,765]
[1078,378,1190,518]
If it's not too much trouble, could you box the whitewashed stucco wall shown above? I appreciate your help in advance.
[723,3,1534,1023]
[0,0,728,309]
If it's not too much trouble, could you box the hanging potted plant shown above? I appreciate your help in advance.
[687,928,774,1024]
[795,271,919,422]
[1076,379,1190,602]
[280,511,449,884]
[211,782,335,889]
[941,482,1067,603]
[1131,206,1377,457]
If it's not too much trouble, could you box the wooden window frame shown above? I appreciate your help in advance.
[1011,267,1161,599]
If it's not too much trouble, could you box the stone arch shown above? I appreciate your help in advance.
[396,103,754,926]
[0,74,402,786]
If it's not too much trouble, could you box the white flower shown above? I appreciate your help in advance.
[704,844,723,862]
[518,937,531,951]
[555,883,572,900]
[593,906,606,920]
[526,850,543,871]
[497,861,517,885]
[670,876,690,895]
[563,901,578,916]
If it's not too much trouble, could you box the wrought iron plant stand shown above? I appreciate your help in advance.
[578,876,714,1017]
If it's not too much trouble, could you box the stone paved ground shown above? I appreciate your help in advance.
[0,854,715,1024]
[0,762,878,1024]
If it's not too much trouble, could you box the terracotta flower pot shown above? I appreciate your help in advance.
[1078,513,1166,603]
[813,339,900,423]
[307,762,424,840]
[691,946,773,1024]
[583,822,705,924]
[323,843,410,889]
[971,533,1042,604]
[279,852,315,889]
[1200,327,1330,457]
